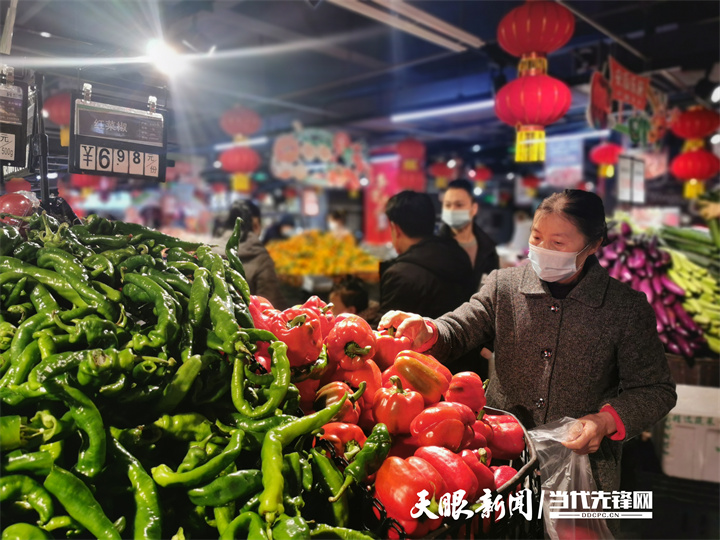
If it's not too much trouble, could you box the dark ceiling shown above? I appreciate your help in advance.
[5,0,720,167]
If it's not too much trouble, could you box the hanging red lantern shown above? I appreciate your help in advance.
[497,0,575,75]
[211,182,228,194]
[670,107,720,153]
[219,147,261,173]
[70,174,101,189]
[43,92,72,147]
[590,142,623,177]
[522,175,541,189]
[471,165,493,182]
[220,106,262,138]
[428,162,456,189]
[670,149,720,199]
[396,138,427,191]
[495,74,572,162]
[396,138,425,162]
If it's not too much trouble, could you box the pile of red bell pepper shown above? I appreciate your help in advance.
[250,296,527,537]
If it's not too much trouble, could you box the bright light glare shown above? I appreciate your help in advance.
[40,32,51,38]
[391,99,494,123]
[48,172,58,179]
[213,160,222,168]
[369,154,399,163]
[712,86,720,103]
[214,137,269,151]
[711,133,720,145]
[146,39,185,76]
[506,173,515,180]
[360,177,369,187]
[472,145,481,152]
[473,187,483,196]
[41,109,49,118]
[468,169,476,178]
[447,159,457,168]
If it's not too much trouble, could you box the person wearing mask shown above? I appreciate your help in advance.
[262,215,295,245]
[379,190,475,320]
[327,209,352,240]
[216,200,286,309]
[379,189,676,522]
[438,179,499,291]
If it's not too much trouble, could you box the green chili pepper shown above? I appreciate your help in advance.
[309,524,377,540]
[6,276,28,306]
[225,218,247,277]
[272,514,311,540]
[2,449,55,475]
[2,340,41,388]
[259,393,349,525]
[220,413,296,451]
[0,257,89,309]
[38,515,83,534]
[0,321,15,351]
[52,312,121,349]
[300,455,313,493]
[220,511,268,540]
[0,474,54,523]
[122,273,180,352]
[1,523,52,540]
[99,373,128,396]
[156,355,203,414]
[176,433,213,473]
[76,348,141,387]
[109,221,203,250]
[29,284,59,313]
[189,267,211,328]
[82,253,116,282]
[151,429,244,488]
[44,465,121,540]
[153,412,213,441]
[188,469,263,507]
[119,254,156,273]
[166,247,197,263]
[0,223,22,256]
[92,280,123,303]
[110,435,163,540]
[6,301,34,322]
[330,423,392,502]
[11,241,41,262]
[1,415,38,450]
[98,246,138,265]
[310,448,350,527]
[214,504,236,536]
[69,225,131,249]
[29,347,131,388]
[142,271,185,312]
[232,341,291,419]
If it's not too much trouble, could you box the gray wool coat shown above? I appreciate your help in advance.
[428,256,677,493]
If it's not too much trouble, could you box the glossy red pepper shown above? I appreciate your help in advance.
[414,446,479,504]
[249,295,278,331]
[295,378,321,414]
[326,314,376,371]
[478,447,492,466]
[484,414,525,461]
[302,295,336,337]
[268,307,323,368]
[375,455,448,538]
[373,376,425,435]
[373,326,412,370]
[444,371,487,414]
[460,449,496,493]
[254,340,272,373]
[317,422,367,461]
[383,351,452,406]
[491,465,520,492]
[387,434,421,459]
[409,401,475,452]
[326,359,382,432]
[314,381,362,424]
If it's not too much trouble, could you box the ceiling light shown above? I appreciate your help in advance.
[213,160,222,168]
[468,169,476,178]
[47,172,58,179]
[360,177,370,186]
[545,129,611,143]
[447,159,457,168]
[214,136,269,151]
[391,99,494,123]
[327,0,466,53]
[40,31,51,38]
[506,173,515,180]
[711,133,720,145]
[370,153,399,163]
[146,39,185,76]
[42,109,49,118]
[472,144,481,152]
[712,86,720,104]
[473,187,483,196]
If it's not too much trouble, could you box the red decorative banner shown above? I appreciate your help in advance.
[609,57,650,110]
[364,160,398,245]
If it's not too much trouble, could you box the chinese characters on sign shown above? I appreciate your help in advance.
[609,57,650,111]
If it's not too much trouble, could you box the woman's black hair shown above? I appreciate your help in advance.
[225,200,260,241]
[535,189,609,246]
[331,275,369,313]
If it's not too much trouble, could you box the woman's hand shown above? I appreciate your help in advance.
[561,412,617,455]
[378,310,433,350]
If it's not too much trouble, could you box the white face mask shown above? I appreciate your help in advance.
[442,209,472,229]
[528,243,590,282]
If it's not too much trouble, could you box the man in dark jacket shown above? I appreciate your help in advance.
[379,191,475,320]
[437,179,499,291]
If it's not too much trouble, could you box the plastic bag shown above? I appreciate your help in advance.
[529,417,613,540]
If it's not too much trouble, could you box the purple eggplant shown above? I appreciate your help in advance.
[660,275,685,297]
[662,293,676,306]
[648,235,659,252]
[666,339,682,356]
[604,249,618,261]
[636,266,647,278]
[621,221,632,238]
[631,274,641,291]
[674,324,690,338]
[654,301,670,327]
[609,259,622,280]
[621,266,634,283]
[645,261,655,277]
[627,248,646,269]
[639,278,654,304]
[673,302,701,334]
[660,250,671,265]
[651,275,664,297]
[667,305,677,328]
[656,320,664,334]
[598,257,610,269]
[659,333,668,345]
[674,334,694,358]
[615,238,627,255]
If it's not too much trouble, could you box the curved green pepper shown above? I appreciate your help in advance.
[0,474,54,523]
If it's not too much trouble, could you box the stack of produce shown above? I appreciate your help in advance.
[596,222,705,359]
[251,298,529,538]
[0,209,376,540]
[266,230,379,280]
[659,228,720,354]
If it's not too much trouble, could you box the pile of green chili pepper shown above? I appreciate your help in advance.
[0,213,384,540]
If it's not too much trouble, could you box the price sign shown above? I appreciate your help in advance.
[0,83,28,168]
[69,95,167,181]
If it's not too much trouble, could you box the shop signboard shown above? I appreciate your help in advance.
[69,93,167,181]
[0,80,28,168]
[609,57,650,111]
[364,159,397,244]
[544,137,582,188]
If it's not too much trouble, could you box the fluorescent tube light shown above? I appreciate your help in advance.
[391,99,494,123]
[327,0,466,53]
[543,130,612,143]
[214,136,269,151]
[370,154,399,163]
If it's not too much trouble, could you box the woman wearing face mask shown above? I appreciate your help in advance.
[380,189,676,504]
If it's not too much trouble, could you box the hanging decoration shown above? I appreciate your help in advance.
[471,165,493,183]
[43,92,72,147]
[590,142,623,198]
[4,178,31,193]
[219,147,261,192]
[220,106,262,138]
[669,106,720,199]
[521,174,542,198]
[428,161,456,189]
[396,138,426,191]
[495,0,575,162]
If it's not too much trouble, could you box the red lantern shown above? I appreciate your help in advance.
[670,149,720,198]
[43,93,72,126]
[522,175,541,189]
[472,166,493,182]
[396,138,427,191]
[220,106,262,138]
[670,107,720,142]
[70,174,101,189]
[590,142,623,167]
[219,147,261,174]
[497,0,575,75]
[396,138,425,162]
[495,74,572,162]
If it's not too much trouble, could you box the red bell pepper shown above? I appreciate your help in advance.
[254,340,272,373]
[373,326,413,370]
[409,401,475,453]
[313,381,364,424]
[383,351,451,406]
[249,295,278,331]
[317,422,367,461]
[388,434,421,459]
[484,414,525,461]
[444,371,487,414]
[491,465,520,493]
[302,295,336,337]
[323,359,382,432]
[268,307,323,368]
[460,449,496,493]
[373,375,425,435]
[478,447,492,466]
[295,378,321,415]
[326,314,377,371]
[414,446,479,504]
[375,456,448,538]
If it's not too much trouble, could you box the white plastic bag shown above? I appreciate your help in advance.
[529,417,614,540]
